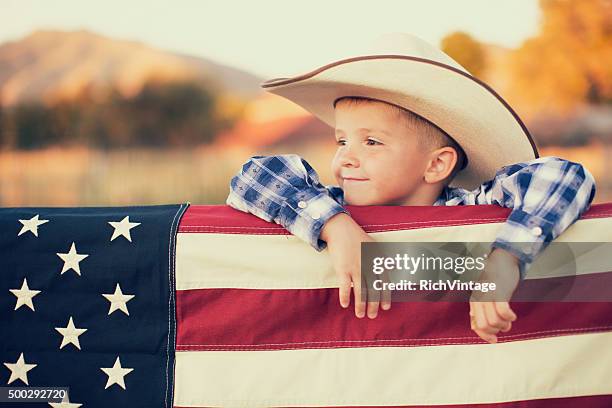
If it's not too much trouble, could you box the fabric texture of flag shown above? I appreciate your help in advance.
[2,201,612,407]
[174,202,612,408]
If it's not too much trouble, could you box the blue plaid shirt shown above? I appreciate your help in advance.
[226,154,596,279]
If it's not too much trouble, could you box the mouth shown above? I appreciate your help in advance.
[343,177,369,182]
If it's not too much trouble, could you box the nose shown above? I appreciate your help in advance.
[339,143,359,167]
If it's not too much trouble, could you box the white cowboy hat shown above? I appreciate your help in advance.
[260,32,538,190]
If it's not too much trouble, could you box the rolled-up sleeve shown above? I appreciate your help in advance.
[226,154,348,251]
[488,157,596,279]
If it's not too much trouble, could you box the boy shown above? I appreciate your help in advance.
[226,33,596,344]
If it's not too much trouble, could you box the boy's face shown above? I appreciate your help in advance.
[332,100,431,206]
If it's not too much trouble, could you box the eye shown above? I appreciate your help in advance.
[366,138,382,146]
[336,139,346,146]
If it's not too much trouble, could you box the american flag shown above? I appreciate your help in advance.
[3,202,612,407]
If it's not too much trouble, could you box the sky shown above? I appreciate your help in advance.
[1,0,542,78]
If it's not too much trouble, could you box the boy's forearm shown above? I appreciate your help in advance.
[320,213,355,243]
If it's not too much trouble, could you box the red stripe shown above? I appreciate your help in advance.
[512,270,612,301]
[174,394,612,407]
[176,284,612,351]
[178,202,612,234]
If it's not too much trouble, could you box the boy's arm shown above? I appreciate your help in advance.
[443,157,596,279]
[226,154,349,250]
[227,154,386,318]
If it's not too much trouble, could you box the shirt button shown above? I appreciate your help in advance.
[311,212,320,220]
[531,226,542,236]
[298,201,308,209]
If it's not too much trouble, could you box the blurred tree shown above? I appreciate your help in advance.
[0,79,240,149]
[125,80,219,147]
[441,31,487,78]
[12,103,58,149]
[509,0,611,115]
[50,100,83,145]
[0,104,16,149]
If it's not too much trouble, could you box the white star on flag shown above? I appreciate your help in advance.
[102,284,135,316]
[3,353,37,385]
[55,317,88,350]
[100,356,134,390]
[108,216,141,242]
[49,396,83,408]
[9,278,41,311]
[56,242,89,276]
[18,214,49,237]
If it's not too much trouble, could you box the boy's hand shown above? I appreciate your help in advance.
[321,213,391,318]
[469,248,520,343]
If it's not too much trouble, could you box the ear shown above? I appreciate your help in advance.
[423,147,457,184]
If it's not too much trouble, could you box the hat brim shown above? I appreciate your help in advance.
[262,55,538,190]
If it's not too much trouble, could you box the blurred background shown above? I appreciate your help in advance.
[0,0,610,206]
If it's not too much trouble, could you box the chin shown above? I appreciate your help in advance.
[344,194,378,206]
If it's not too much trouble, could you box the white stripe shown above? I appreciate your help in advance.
[176,217,612,290]
[173,331,612,407]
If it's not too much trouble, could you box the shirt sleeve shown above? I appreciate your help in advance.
[226,154,348,251]
[442,157,596,279]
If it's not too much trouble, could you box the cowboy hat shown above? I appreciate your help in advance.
[260,33,538,190]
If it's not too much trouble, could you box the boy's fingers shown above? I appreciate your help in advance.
[483,302,511,331]
[474,327,498,343]
[338,273,352,308]
[353,278,365,318]
[470,303,498,343]
[367,301,379,319]
[481,332,498,343]
[494,301,517,322]
[493,303,514,333]
[381,271,392,310]
[469,311,477,331]
[471,318,497,343]
[472,303,498,334]
[471,302,489,332]
[367,283,381,318]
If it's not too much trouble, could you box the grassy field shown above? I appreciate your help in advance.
[0,142,610,207]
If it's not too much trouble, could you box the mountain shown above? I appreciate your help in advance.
[216,93,334,149]
[0,29,263,106]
